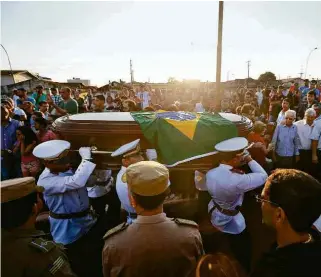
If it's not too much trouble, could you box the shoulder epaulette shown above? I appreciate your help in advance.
[29,238,56,253]
[172,218,199,228]
[103,222,129,240]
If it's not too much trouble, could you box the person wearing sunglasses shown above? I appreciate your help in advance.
[251,169,321,277]
[271,109,300,168]
[205,137,268,272]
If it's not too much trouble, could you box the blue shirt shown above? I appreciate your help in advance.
[37,160,97,245]
[1,118,20,150]
[16,96,36,106]
[272,124,300,157]
[299,85,309,92]
[302,88,320,99]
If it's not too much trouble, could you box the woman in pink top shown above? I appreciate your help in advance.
[13,126,41,177]
[34,117,57,143]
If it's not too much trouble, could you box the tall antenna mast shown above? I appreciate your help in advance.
[130,59,134,84]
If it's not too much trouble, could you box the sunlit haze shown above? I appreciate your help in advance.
[1,1,321,86]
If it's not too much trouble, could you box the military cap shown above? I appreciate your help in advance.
[126,161,170,196]
[111,139,141,158]
[33,140,70,160]
[1,177,42,203]
[215,137,248,152]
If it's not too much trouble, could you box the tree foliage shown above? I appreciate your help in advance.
[167,77,179,84]
[258,72,277,83]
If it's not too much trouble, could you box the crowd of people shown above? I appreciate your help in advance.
[1,78,321,277]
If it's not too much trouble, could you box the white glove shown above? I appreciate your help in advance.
[79,147,92,160]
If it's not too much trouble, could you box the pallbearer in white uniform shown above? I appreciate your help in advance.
[111,139,144,223]
[205,137,268,272]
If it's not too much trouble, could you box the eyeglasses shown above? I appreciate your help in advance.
[255,194,279,206]
[285,117,294,120]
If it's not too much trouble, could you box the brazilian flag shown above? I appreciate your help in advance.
[131,111,238,165]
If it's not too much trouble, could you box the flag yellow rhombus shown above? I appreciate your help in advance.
[164,116,200,140]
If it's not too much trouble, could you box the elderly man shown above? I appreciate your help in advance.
[47,87,78,116]
[205,137,268,272]
[294,108,316,175]
[33,140,103,277]
[251,169,321,277]
[102,161,204,277]
[272,109,300,169]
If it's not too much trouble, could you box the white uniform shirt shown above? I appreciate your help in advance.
[115,166,136,216]
[294,120,314,150]
[310,118,321,150]
[206,160,268,234]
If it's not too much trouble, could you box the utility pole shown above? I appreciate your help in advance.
[130,59,134,84]
[246,60,251,87]
[215,1,224,102]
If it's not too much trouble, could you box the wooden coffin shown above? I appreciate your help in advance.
[52,112,253,171]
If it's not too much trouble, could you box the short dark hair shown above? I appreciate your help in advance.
[132,189,170,210]
[39,101,48,106]
[282,98,290,104]
[307,90,316,97]
[33,111,44,118]
[95,95,105,102]
[268,169,321,233]
[1,191,38,229]
[34,117,48,128]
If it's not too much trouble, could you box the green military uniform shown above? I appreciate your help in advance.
[1,177,77,277]
[2,229,76,277]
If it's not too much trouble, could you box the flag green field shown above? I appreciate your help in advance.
[131,111,238,165]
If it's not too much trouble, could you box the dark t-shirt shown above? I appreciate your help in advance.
[250,239,321,277]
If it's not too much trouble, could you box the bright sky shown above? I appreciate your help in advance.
[1,1,321,86]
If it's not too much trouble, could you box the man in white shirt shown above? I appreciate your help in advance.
[294,108,316,175]
[255,86,263,110]
[136,85,151,110]
[205,137,268,272]
[310,103,321,182]
[12,88,20,108]
[195,96,205,112]
[276,98,291,125]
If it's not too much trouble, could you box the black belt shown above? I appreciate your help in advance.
[209,200,240,217]
[128,212,137,219]
[49,208,91,220]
